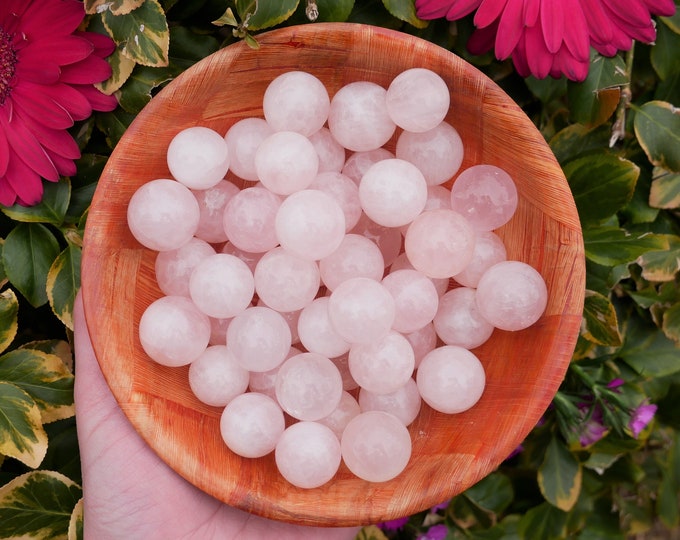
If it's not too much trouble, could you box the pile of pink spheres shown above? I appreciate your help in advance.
[127,68,548,489]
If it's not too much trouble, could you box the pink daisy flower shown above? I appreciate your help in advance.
[0,0,118,206]
[415,0,676,81]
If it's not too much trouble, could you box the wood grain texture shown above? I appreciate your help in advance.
[81,23,586,526]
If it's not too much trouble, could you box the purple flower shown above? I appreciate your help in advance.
[629,403,657,438]
[417,524,448,540]
[430,499,450,512]
[578,403,608,447]
[378,516,410,531]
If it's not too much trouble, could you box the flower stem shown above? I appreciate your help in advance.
[609,43,636,147]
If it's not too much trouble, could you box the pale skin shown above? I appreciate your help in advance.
[73,294,361,540]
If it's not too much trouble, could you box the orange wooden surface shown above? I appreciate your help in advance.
[81,23,585,526]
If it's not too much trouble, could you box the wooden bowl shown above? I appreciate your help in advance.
[81,23,585,526]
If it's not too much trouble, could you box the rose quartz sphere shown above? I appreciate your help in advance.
[348,330,415,394]
[396,121,464,186]
[248,346,301,400]
[127,179,200,251]
[450,165,518,231]
[309,127,346,173]
[475,260,548,331]
[255,131,319,195]
[189,253,254,319]
[138,295,210,367]
[382,269,440,333]
[341,411,412,482]
[404,209,476,279]
[359,377,421,426]
[155,237,215,297]
[221,242,263,273]
[317,391,361,439]
[275,421,341,489]
[386,68,450,133]
[220,392,285,458]
[389,253,449,297]
[254,247,320,312]
[275,189,346,261]
[359,158,428,227]
[328,81,396,152]
[433,287,495,349]
[263,71,330,136]
[226,306,292,372]
[167,126,230,190]
[319,233,385,291]
[342,148,394,185]
[404,322,437,369]
[416,345,486,414]
[328,277,396,344]
[275,352,343,421]
[257,298,302,344]
[223,186,281,253]
[208,316,232,346]
[224,117,273,181]
[351,213,402,268]
[188,345,249,407]
[331,354,359,391]
[297,297,350,359]
[310,172,362,232]
[192,179,240,243]
[453,230,507,288]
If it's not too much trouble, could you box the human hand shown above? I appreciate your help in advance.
[73,293,361,540]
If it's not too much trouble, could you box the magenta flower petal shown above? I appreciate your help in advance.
[418,524,449,540]
[630,403,657,438]
[540,0,565,53]
[643,0,677,16]
[416,0,483,20]
[522,0,540,25]
[0,0,118,206]
[474,0,510,28]
[379,516,410,531]
[494,0,525,59]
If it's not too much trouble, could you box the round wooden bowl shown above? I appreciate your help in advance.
[81,23,585,526]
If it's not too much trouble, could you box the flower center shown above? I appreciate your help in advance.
[0,26,17,105]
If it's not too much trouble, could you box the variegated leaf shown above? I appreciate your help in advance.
[0,289,19,355]
[0,471,82,540]
[95,47,137,95]
[103,0,170,67]
[0,381,47,468]
[84,0,145,15]
[68,498,84,540]
[0,349,75,423]
[46,245,81,331]
[20,340,74,373]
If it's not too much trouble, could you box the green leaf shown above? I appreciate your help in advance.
[538,436,582,511]
[0,470,82,539]
[212,6,239,26]
[96,47,137,95]
[313,0,355,22]
[549,124,611,166]
[464,472,514,515]
[95,107,136,148]
[0,178,71,225]
[20,340,74,372]
[636,235,680,282]
[651,20,680,80]
[0,289,19,355]
[633,100,680,172]
[68,498,84,540]
[382,0,428,28]
[650,167,680,209]
[67,154,108,223]
[564,153,639,225]
[663,301,680,343]
[46,246,81,331]
[657,432,680,528]
[103,0,170,67]
[583,452,622,474]
[117,64,174,114]
[517,502,567,540]
[583,227,669,266]
[568,53,627,127]
[582,290,622,347]
[2,223,61,308]
[85,0,145,15]
[168,26,221,71]
[0,348,75,424]
[525,75,568,104]
[620,315,680,377]
[0,381,47,468]
[237,0,299,31]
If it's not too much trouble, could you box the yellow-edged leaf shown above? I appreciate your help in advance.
[0,289,19,355]
[95,47,137,95]
[538,436,582,511]
[68,498,84,540]
[0,349,74,424]
[84,0,145,15]
[0,382,47,468]
[20,340,74,373]
[0,471,82,540]
[46,245,81,331]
